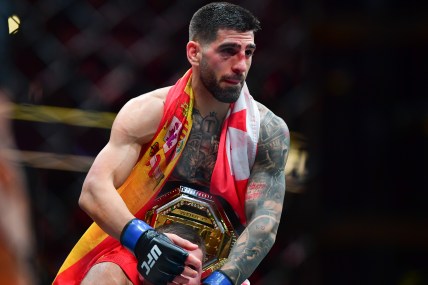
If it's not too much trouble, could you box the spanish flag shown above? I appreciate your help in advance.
[53,70,194,284]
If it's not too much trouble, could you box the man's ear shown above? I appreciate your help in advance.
[186,41,201,66]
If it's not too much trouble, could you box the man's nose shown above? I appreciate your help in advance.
[231,52,248,74]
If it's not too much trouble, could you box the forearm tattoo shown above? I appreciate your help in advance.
[222,109,290,284]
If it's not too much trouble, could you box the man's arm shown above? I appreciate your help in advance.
[78,88,201,284]
[78,91,165,239]
[211,110,290,285]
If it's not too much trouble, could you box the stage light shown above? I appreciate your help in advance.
[8,14,20,34]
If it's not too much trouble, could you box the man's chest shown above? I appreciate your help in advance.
[170,110,222,187]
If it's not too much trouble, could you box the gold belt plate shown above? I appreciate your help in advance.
[144,186,238,278]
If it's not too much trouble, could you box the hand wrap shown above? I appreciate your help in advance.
[120,219,189,285]
[203,270,233,285]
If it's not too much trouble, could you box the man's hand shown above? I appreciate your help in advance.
[164,233,202,284]
[203,270,233,285]
[135,230,189,284]
[121,219,190,284]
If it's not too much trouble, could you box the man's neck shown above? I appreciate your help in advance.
[191,74,230,123]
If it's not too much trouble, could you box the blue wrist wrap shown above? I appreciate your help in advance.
[204,270,233,285]
[120,218,153,251]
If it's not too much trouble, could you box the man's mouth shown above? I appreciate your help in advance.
[222,77,244,85]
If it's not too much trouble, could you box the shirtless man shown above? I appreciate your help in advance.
[56,2,289,285]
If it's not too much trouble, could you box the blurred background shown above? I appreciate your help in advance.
[1,0,427,284]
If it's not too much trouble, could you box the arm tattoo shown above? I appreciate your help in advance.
[221,110,290,284]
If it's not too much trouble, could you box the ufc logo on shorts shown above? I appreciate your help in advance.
[141,245,162,275]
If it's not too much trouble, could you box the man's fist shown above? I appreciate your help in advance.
[121,219,188,285]
[135,229,189,284]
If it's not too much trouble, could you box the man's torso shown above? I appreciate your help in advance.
[168,108,222,188]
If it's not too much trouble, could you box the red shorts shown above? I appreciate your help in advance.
[94,245,140,285]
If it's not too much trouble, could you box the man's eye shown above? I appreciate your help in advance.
[245,50,254,57]
[221,48,236,55]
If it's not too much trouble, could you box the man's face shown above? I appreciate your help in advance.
[199,29,256,103]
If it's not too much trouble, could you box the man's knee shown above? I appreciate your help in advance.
[81,262,131,285]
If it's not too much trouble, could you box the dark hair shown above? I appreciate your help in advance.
[157,222,206,261]
[189,2,261,44]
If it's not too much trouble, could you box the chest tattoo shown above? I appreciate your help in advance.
[171,109,221,186]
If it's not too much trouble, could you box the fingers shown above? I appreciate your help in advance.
[169,263,201,285]
[162,232,202,284]
[164,233,201,274]
[184,254,202,275]
[182,263,199,278]
[171,274,190,284]
[165,233,199,251]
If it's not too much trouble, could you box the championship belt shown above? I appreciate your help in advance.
[144,186,238,279]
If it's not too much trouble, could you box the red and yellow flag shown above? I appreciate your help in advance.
[53,70,194,285]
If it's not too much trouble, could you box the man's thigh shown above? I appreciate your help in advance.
[81,262,133,285]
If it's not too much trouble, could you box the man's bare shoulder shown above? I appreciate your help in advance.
[130,86,171,105]
[112,86,172,143]
[253,101,290,171]
[255,101,289,135]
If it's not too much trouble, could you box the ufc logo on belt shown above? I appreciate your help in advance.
[140,245,162,275]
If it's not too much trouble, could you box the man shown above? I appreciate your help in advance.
[81,223,205,285]
[54,2,289,285]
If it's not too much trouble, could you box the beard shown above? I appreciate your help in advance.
[199,57,244,103]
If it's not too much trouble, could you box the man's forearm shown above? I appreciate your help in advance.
[220,213,279,285]
[79,180,134,240]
